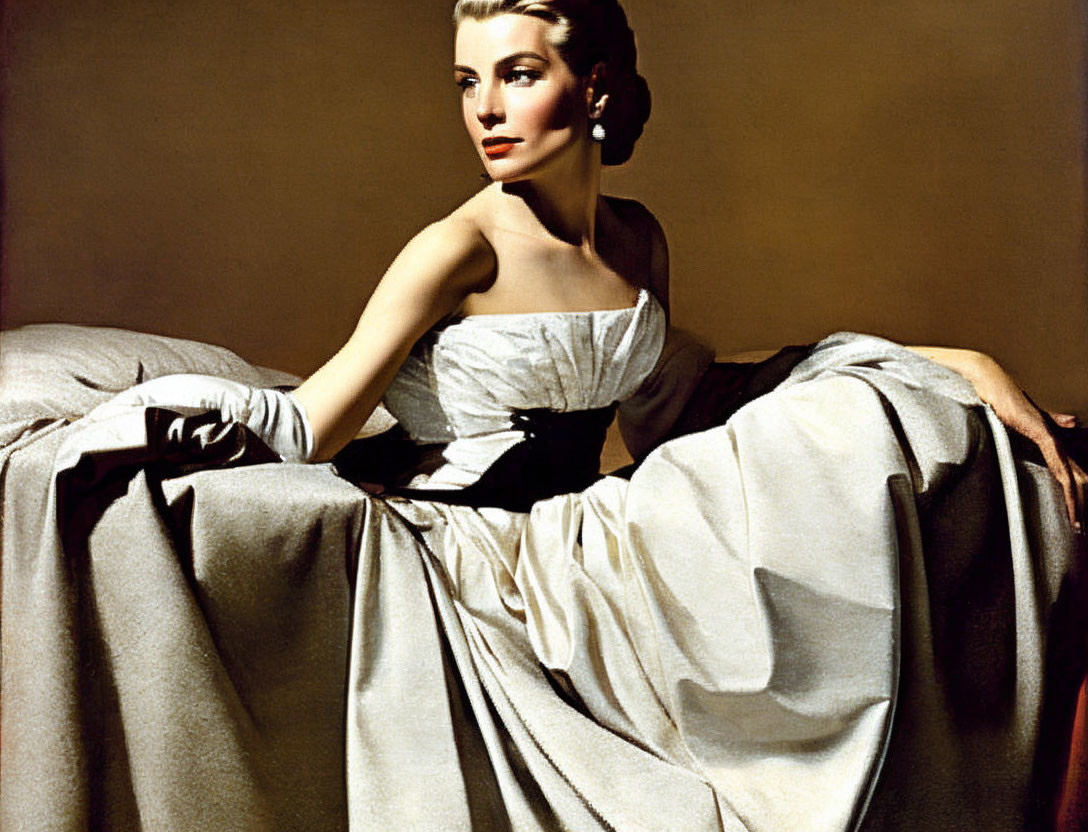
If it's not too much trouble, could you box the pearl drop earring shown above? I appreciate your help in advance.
[591,121,606,142]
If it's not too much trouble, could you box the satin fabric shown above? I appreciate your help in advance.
[383,287,665,488]
[343,334,1079,831]
[1,325,1081,830]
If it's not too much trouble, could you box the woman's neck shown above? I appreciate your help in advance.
[497,155,603,251]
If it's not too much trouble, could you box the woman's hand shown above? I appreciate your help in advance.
[910,346,1087,532]
[84,374,315,463]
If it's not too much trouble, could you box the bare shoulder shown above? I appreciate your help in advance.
[359,205,497,327]
[602,195,669,315]
[402,210,497,294]
[601,195,668,266]
[444,184,505,240]
[603,195,665,238]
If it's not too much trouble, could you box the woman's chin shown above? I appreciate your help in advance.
[481,162,530,184]
[479,141,590,186]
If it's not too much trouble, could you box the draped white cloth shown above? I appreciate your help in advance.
[342,333,1075,831]
[2,324,1078,830]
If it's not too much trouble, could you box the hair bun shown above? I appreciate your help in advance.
[587,0,650,165]
[601,68,650,166]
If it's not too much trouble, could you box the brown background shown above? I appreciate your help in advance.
[3,0,1087,412]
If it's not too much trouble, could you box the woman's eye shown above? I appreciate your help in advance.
[456,77,478,96]
[506,68,541,86]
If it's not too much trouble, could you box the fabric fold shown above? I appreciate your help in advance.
[1,326,1080,831]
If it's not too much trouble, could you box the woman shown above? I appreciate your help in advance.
[81,0,1085,828]
[94,0,1084,521]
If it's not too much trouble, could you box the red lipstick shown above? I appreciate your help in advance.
[482,137,520,157]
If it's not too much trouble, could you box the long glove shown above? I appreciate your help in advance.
[83,374,314,463]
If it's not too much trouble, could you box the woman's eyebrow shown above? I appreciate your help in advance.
[495,50,549,66]
[453,51,550,76]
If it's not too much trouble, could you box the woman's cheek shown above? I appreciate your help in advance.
[521,89,579,132]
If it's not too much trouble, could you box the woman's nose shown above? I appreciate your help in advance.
[475,81,504,127]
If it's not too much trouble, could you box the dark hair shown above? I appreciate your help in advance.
[453,0,651,165]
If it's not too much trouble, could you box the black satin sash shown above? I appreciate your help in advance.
[333,404,618,512]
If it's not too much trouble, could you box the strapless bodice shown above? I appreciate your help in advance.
[382,287,667,488]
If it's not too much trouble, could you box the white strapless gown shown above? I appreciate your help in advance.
[382,287,665,488]
[341,295,1054,830]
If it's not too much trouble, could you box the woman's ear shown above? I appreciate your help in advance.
[590,92,610,119]
[586,62,609,118]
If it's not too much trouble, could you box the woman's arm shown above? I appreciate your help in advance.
[292,219,495,462]
[909,345,1086,531]
[710,343,1085,529]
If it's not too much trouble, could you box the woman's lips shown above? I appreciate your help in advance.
[483,139,519,157]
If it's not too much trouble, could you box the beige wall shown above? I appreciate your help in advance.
[4,0,1087,412]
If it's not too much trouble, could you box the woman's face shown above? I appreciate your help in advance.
[454,14,591,183]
